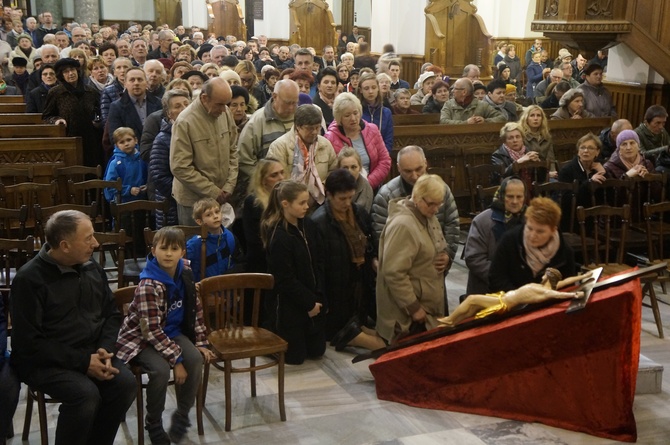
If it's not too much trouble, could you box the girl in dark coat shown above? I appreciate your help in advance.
[43,58,104,168]
[262,181,325,365]
[311,169,377,340]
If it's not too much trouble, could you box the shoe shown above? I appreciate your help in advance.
[145,418,170,445]
[335,320,362,352]
[330,314,361,346]
[168,411,191,444]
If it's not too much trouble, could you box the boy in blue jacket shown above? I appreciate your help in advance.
[186,197,245,282]
[104,126,147,203]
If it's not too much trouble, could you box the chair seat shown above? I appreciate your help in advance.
[208,327,288,360]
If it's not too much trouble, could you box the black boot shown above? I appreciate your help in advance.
[145,416,170,445]
[168,411,191,444]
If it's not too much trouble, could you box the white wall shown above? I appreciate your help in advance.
[473,0,542,38]
[181,0,208,29]
[253,0,290,41]
[371,0,425,55]
[101,0,155,22]
[354,0,371,27]
[63,0,74,19]
[607,43,665,84]
[331,0,342,25]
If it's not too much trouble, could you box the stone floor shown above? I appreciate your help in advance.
[8,246,670,444]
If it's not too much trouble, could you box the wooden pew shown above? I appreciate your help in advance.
[392,113,440,126]
[0,124,65,138]
[0,95,25,103]
[392,117,612,213]
[0,103,26,113]
[0,113,42,125]
[0,137,82,179]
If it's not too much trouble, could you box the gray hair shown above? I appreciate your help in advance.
[394,88,411,99]
[294,104,323,127]
[45,210,90,248]
[462,64,480,77]
[397,145,426,164]
[161,88,190,112]
[273,78,298,94]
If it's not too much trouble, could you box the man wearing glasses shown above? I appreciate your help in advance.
[440,78,506,125]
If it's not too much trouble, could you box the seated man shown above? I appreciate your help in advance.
[10,210,136,445]
[440,78,506,125]
[635,105,670,169]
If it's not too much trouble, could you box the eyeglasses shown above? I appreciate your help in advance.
[421,197,442,209]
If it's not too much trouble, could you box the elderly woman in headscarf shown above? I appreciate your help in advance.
[43,58,104,167]
[464,176,527,294]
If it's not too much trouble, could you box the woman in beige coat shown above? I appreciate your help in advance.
[332,174,450,349]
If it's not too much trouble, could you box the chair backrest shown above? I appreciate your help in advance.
[589,178,633,208]
[0,181,59,211]
[475,184,498,213]
[630,172,666,223]
[199,273,275,331]
[577,204,630,266]
[67,178,121,231]
[533,180,579,233]
[0,236,35,310]
[644,201,670,261]
[0,166,34,185]
[94,229,127,287]
[111,200,170,232]
[466,164,505,214]
[512,159,550,189]
[53,165,102,203]
[113,285,138,315]
[34,203,98,247]
[0,205,28,239]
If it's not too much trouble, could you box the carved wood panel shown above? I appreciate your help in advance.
[208,0,247,41]
[289,0,337,51]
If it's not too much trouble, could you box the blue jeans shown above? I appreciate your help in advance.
[23,356,136,445]
[0,360,20,440]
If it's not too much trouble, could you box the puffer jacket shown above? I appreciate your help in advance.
[149,118,178,228]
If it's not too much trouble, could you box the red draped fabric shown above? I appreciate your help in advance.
[370,279,642,442]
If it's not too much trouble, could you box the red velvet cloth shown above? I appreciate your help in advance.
[370,280,642,442]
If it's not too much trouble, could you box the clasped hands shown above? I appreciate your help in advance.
[87,348,119,381]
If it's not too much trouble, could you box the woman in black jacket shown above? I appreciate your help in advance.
[311,169,377,342]
[26,64,57,113]
[422,79,450,114]
[489,197,575,292]
[262,180,325,365]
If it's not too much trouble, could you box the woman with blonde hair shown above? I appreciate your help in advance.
[519,104,556,177]
[234,60,258,93]
[69,48,89,77]
[199,62,220,79]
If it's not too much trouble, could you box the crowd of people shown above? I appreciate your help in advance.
[0,9,668,445]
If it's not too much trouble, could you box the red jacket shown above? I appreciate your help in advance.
[324,120,391,189]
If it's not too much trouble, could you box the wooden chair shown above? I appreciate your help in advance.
[428,166,471,228]
[22,387,59,445]
[67,178,121,232]
[111,200,170,284]
[475,184,499,213]
[465,164,504,216]
[94,230,128,288]
[0,181,58,212]
[577,204,631,276]
[641,201,670,337]
[533,180,585,253]
[53,165,102,203]
[113,285,177,445]
[0,205,28,239]
[198,273,287,432]
[512,159,549,197]
[0,236,34,318]
[33,203,98,247]
[0,166,34,185]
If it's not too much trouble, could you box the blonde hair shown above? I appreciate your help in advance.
[249,158,284,210]
[332,92,362,124]
[411,174,447,203]
[499,121,526,141]
[337,146,362,168]
[519,105,551,141]
[192,197,220,222]
[112,127,136,144]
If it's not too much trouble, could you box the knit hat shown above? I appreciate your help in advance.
[11,57,27,68]
[558,48,573,59]
[219,69,241,85]
[616,129,640,149]
[505,84,517,94]
[197,43,213,60]
[418,70,436,87]
[17,33,33,44]
[498,63,509,73]
[298,93,313,106]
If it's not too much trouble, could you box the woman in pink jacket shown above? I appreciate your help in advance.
[324,92,391,190]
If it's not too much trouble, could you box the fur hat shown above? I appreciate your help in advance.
[418,71,436,87]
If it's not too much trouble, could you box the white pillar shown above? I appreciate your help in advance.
[181,0,209,29]
[371,0,425,55]
[473,0,542,38]
[253,0,290,41]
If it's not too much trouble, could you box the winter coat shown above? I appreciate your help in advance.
[440,98,506,124]
[103,147,148,203]
[186,226,244,282]
[266,127,338,184]
[324,119,391,190]
[149,118,178,228]
[361,103,394,152]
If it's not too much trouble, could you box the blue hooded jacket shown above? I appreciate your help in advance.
[140,255,186,342]
[103,146,148,202]
[186,226,236,282]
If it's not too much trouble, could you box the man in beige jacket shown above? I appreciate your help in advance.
[170,77,238,225]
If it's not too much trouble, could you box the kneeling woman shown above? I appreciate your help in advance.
[335,174,450,350]
[489,197,576,292]
[262,181,326,364]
